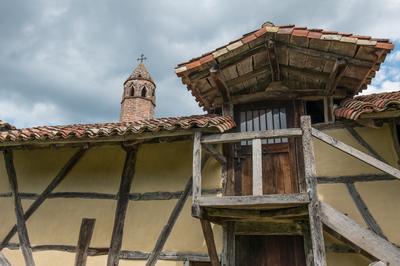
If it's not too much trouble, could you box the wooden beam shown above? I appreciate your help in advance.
[0,252,11,266]
[222,222,235,266]
[201,128,302,144]
[3,149,35,266]
[301,116,327,266]
[325,59,348,95]
[346,127,388,163]
[203,144,227,165]
[146,176,193,266]
[5,243,213,262]
[252,138,263,196]
[193,132,202,204]
[346,183,386,239]
[320,202,400,265]
[235,221,303,235]
[266,39,280,81]
[107,146,139,266]
[197,193,309,208]
[225,67,269,87]
[200,220,220,266]
[0,147,88,251]
[210,66,231,102]
[311,127,400,179]
[0,188,222,201]
[317,174,396,184]
[75,218,96,266]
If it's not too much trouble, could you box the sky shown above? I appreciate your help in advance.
[0,0,399,128]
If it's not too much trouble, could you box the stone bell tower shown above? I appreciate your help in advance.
[120,55,156,122]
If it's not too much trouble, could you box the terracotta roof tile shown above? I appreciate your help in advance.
[335,91,400,120]
[0,120,16,131]
[0,115,235,144]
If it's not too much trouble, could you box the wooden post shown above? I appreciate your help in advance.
[193,132,202,203]
[0,147,88,251]
[3,149,36,266]
[222,222,235,266]
[252,138,263,196]
[107,146,138,266]
[0,252,11,266]
[75,218,96,266]
[300,116,327,266]
[146,176,194,266]
[200,219,220,266]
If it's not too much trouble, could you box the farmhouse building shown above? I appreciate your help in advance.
[0,22,399,266]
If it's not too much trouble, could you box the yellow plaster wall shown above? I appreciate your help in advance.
[0,140,222,265]
[315,124,400,259]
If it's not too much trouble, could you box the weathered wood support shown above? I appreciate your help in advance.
[266,39,280,81]
[311,127,400,179]
[325,59,347,95]
[301,116,327,266]
[317,174,396,184]
[146,176,193,266]
[0,252,11,266]
[75,218,96,266]
[210,66,231,102]
[3,149,36,266]
[221,222,235,266]
[346,183,386,239]
[200,220,220,266]
[201,128,302,144]
[107,146,139,266]
[0,147,88,251]
[252,138,263,196]
[320,202,400,265]
[193,132,202,204]
[203,144,227,165]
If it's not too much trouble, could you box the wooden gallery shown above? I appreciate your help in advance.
[0,22,399,266]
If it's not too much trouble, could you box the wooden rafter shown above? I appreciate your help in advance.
[75,218,96,266]
[0,252,11,266]
[0,147,88,251]
[325,59,348,95]
[3,149,35,266]
[317,174,396,184]
[210,65,231,102]
[107,145,139,266]
[346,183,386,239]
[301,116,327,266]
[200,219,220,266]
[266,39,280,81]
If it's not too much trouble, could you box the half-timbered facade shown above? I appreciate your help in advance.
[0,22,399,266]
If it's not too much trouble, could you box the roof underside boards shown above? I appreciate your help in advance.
[175,24,394,111]
[335,91,400,120]
[0,115,235,146]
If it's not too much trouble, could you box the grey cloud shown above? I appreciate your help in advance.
[0,0,399,127]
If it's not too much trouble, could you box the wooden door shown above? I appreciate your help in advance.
[235,235,306,266]
[234,101,301,195]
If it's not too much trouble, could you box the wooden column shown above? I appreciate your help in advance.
[107,146,139,266]
[200,219,220,266]
[3,149,35,266]
[300,116,327,266]
[252,138,263,196]
[0,147,88,251]
[75,218,96,266]
[222,222,235,266]
[193,132,202,204]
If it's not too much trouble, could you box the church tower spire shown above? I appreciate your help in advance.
[120,55,156,122]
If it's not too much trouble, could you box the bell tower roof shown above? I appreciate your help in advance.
[125,54,154,84]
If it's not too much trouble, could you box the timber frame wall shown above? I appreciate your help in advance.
[0,116,399,265]
[192,115,400,266]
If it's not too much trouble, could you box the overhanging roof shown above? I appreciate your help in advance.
[176,23,394,111]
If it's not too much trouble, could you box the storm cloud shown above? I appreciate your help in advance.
[0,0,399,127]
